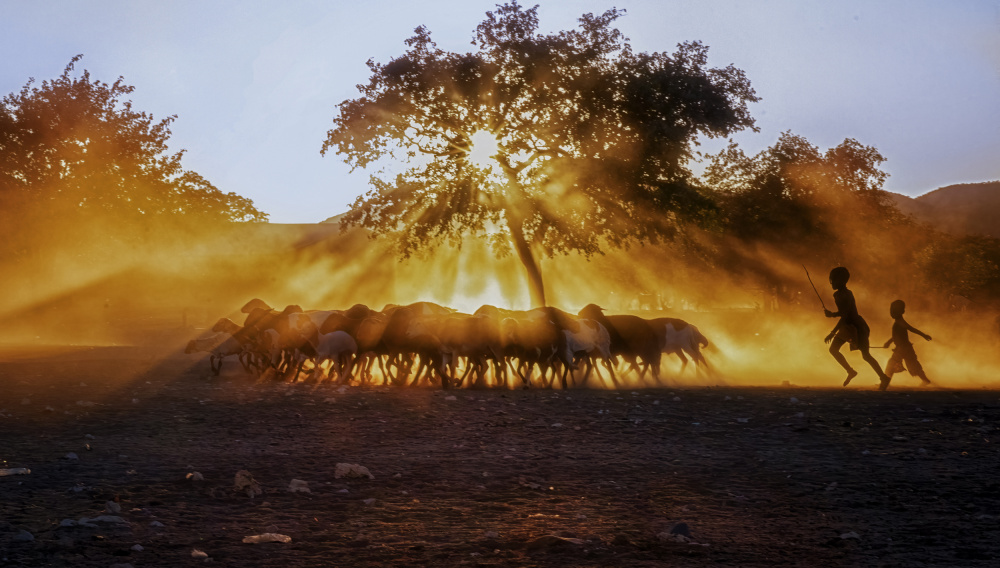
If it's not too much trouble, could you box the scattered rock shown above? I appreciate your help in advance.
[518,477,544,490]
[78,515,129,526]
[363,498,376,506]
[150,521,165,528]
[658,531,690,543]
[63,452,79,461]
[13,529,34,542]
[484,530,500,539]
[235,470,263,497]
[669,522,692,538]
[611,534,631,546]
[840,531,861,540]
[186,472,204,481]
[288,479,310,493]
[191,548,209,559]
[105,501,122,514]
[243,533,292,544]
[334,463,374,480]
[526,535,585,550]
[131,544,144,552]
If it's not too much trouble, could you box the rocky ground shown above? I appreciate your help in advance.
[2,345,1000,567]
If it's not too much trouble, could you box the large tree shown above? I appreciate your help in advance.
[0,55,266,259]
[322,2,759,306]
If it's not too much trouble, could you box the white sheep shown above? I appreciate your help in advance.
[304,329,358,382]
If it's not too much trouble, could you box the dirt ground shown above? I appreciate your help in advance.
[2,344,1000,567]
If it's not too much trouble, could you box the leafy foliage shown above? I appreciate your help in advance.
[0,55,266,258]
[916,234,1000,302]
[705,131,894,245]
[323,2,759,303]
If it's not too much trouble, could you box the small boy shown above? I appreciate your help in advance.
[824,266,890,389]
[883,299,932,388]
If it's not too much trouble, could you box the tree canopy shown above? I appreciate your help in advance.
[0,55,266,259]
[323,1,759,306]
[705,131,894,247]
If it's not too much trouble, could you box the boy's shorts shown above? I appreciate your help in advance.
[887,344,923,376]
[835,323,870,351]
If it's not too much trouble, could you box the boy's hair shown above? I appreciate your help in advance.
[890,299,906,317]
[829,266,850,285]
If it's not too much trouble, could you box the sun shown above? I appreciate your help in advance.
[466,130,500,171]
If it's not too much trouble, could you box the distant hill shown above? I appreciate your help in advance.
[887,181,1000,238]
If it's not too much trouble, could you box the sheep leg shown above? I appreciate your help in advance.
[341,353,355,384]
[600,358,620,388]
[436,353,452,390]
[674,350,689,374]
[457,361,474,387]
[579,355,595,387]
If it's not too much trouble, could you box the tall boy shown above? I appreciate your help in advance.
[824,266,890,389]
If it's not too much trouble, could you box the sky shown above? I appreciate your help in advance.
[3,0,999,223]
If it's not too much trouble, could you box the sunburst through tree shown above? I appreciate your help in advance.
[322,1,760,307]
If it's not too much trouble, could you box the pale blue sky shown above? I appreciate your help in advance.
[3,0,998,223]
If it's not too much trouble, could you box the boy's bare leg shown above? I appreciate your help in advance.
[861,350,891,391]
[829,340,857,385]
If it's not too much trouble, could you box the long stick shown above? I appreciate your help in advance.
[802,264,828,311]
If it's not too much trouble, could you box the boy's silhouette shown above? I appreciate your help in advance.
[823,266,890,390]
[883,299,932,388]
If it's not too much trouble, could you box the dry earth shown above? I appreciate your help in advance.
[2,344,1000,567]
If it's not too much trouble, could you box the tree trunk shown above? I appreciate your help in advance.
[506,215,546,307]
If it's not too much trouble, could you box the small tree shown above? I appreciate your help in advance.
[0,55,266,259]
[323,2,758,306]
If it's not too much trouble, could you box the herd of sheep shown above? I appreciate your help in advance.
[185,299,711,389]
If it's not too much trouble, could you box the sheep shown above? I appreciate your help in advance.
[578,304,662,385]
[303,329,358,382]
[184,332,249,375]
[561,317,614,388]
[382,305,452,388]
[649,317,711,375]
[211,317,263,373]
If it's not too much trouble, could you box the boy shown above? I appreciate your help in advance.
[823,266,891,390]
[883,299,932,388]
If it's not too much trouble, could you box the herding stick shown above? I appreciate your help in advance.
[802,264,828,311]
